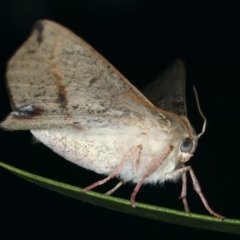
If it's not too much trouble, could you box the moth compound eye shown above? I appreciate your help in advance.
[180,138,193,153]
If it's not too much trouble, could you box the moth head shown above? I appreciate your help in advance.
[179,86,207,163]
[179,136,196,162]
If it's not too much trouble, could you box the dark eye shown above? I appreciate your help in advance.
[180,138,193,153]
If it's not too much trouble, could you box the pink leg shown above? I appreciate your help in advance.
[165,166,191,212]
[180,171,190,212]
[83,145,142,193]
[131,145,174,207]
[133,145,142,173]
[166,166,224,219]
[188,167,224,219]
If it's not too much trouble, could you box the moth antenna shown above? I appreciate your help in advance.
[193,86,207,138]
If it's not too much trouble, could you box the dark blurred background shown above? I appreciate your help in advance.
[0,1,240,239]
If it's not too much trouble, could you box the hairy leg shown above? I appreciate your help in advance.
[166,166,224,219]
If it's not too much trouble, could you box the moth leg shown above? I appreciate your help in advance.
[180,171,190,212]
[83,144,142,193]
[165,165,191,212]
[131,145,173,208]
[105,180,125,195]
[188,167,224,219]
[134,143,142,173]
[106,143,141,194]
[166,166,224,219]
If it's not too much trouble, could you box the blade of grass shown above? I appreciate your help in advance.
[1,161,240,234]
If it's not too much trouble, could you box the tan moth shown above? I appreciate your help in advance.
[0,20,223,219]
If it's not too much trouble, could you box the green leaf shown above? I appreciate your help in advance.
[1,161,240,234]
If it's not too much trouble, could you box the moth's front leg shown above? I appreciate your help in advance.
[83,144,142,193]
[166,166,224,219]
[180,171,190,212]
[131,145,174,207]
[165,165,191,212]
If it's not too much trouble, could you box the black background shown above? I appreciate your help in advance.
[0,1,240,239]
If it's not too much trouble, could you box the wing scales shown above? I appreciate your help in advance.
[1,20,169,131]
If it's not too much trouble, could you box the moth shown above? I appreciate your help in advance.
[0,20,223,219]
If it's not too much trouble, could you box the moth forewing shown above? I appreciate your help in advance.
[0,20,223,219]
[2,20,154,131]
